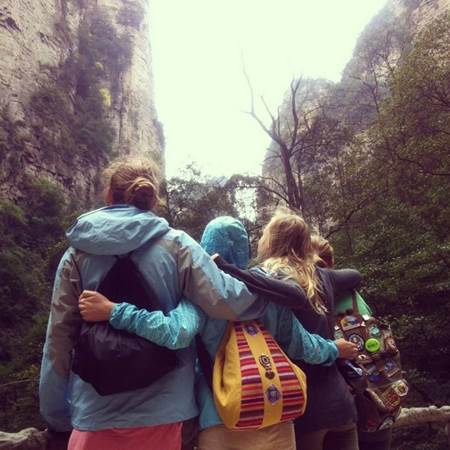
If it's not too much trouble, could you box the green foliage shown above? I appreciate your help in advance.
[0,179,71,431]
[258,12,450,449]
[163,165,240,241]
[25,9,132,162]
[79,12,132,77]
[0,110,27,169]
[99,88,112,109]
[0,365,44,432]
[393,426,449,450]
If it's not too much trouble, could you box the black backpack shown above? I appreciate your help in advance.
[72,254,179,396]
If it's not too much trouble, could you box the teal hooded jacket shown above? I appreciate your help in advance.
[39,207,267,432]
[106,216,339,430]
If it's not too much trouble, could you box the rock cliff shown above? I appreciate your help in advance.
[0,0,163,205]
[262,0,450,193]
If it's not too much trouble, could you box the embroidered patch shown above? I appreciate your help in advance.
[334,328,344,339]
[245,323,259,336]
[368,371,382,383]
[259,354,275,379]
[392,380,409,397]
[380,387,401,409]
[368,325,381,337]
[384,359,399,376]
[349,333,365,351]
[266,384,281,404]
[365,338,381,353]
[357,353,372,363]
[340,315,361,331]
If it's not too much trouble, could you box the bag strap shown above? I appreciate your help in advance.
[70,251,84,292]
[352,290,360,314]
[196,335,213,390]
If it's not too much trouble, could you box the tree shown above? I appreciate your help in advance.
[246,14,450,450]
[162,165,240,241]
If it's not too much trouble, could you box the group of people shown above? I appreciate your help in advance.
[39,157,390,450]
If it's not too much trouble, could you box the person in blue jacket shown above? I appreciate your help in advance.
[79,215,359,450]
[39,158,272,450]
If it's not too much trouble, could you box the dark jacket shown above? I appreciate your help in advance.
[293,267,362,433]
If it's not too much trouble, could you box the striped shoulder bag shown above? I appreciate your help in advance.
[212,320,307,430]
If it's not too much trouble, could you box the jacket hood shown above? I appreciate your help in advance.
[200,216,249,269]
[66,205,170,255]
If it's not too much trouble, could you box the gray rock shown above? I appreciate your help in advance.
[0,428,47,450]
[0,0,164,205]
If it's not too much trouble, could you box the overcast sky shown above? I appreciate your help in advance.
[149,0,387,178]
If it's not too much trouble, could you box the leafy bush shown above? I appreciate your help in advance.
[0,180,71,431]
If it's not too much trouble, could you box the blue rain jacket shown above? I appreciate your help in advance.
[39,206,264,431]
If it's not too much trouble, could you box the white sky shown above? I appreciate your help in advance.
[149,0,387,178]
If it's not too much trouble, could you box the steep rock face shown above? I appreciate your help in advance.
[394,0,450,29]
[0,0,163,205]
[337,0,450,131]
[94,0,163,159]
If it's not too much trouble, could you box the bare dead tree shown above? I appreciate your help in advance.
[243,66,306,214]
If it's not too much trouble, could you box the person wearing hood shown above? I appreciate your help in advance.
[39,158,279,450]
[79,215,359,450]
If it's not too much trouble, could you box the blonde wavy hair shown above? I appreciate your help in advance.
[103,157,162,211]
[257,212,326,314]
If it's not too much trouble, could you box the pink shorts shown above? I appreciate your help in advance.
[68,422,182,450]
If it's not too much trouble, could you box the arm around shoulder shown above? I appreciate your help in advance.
[285,312,338,366]
[176,232,259,320]
[110,299,204,350]
[214,256,309,310]
[328,268,362,296]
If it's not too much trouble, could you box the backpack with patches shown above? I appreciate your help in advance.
[72,253,178,396]
[212,320,307,430]
[334,292,408,432]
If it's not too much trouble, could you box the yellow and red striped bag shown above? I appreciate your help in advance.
[213,320,307,430]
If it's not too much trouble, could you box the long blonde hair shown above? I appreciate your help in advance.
[103,157,161,211]
[257,212,326,314]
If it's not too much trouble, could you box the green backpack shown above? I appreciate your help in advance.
[334,291,409,432]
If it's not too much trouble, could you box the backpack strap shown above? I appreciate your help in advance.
[196,335,213,390]
[70,251,84,292]
[352,290,360,314]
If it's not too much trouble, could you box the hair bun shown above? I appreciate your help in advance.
[125,177,155,209]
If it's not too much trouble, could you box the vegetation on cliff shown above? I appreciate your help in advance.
[30,10,133,161]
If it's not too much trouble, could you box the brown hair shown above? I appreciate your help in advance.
[103,157,161,211]
[311,234,334,268]
[257,211,326,314]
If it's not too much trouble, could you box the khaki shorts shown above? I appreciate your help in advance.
[198,421,296,450]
